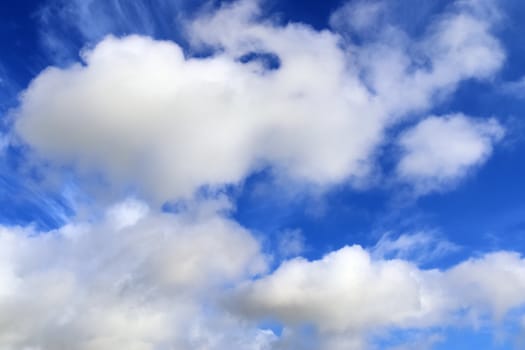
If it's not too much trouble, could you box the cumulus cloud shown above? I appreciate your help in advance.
[0,198,269,350]
[15,33,378,202]
[13,0,505,202]
[2,207,525,350]
[229,246,525,349]
[396,114,504,192]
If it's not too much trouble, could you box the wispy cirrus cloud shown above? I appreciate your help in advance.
[372,230,460,263]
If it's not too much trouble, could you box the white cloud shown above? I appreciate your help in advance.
[446,251,525,319]
[333,0,504,117]
[3,212,525,350]
[0,198,270,350]
[13,0,505,203]
[230,246,448,334]
[15,33,380,202]
[106,198,150,229]
[396,114,504,192]
[228,245,525,349]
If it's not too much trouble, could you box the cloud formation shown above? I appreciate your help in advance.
[14,0,505,202]
[229,245,525,349]
[2,203,525,350]
[396,114,504,192]
[1,0,518,349]
[0,198,269,350]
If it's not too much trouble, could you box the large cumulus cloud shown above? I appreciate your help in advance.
[2,209,525,349]
[0,198,269,350]
[14,0,504,201]
[228,246,525,349]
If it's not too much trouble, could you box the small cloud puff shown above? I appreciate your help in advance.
[396,113,504,193]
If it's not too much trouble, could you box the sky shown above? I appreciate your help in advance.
[1,0,525,349]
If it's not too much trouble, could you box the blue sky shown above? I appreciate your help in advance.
[1,0,525,349]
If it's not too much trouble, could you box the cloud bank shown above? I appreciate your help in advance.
[2,205,525,349]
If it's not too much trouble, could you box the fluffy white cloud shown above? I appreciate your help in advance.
[396,114,504,192]
[15,33,378,202]
[0,198,270,350]
[3,209,525,350]
[230,246,447,334]
[13,0,505,202]
[228,245,525,349]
